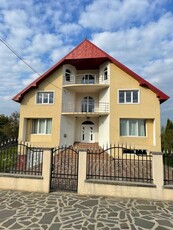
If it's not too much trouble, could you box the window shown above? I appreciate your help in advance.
[104,67,108,80]
[82,74,95,84]
[65,69,71,82]
[119,90,139,103]
[120,119,146,136]
[36,92,54,104]
[81,96,94,112]
[32,119,52,134]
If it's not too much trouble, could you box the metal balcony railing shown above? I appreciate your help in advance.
[63,74,109,85]
[62,102,109,113]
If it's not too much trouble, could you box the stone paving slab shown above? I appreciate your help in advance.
[0,190,173,229]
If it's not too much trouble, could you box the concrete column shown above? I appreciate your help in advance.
[42,148,52,193]
[78,150,87,194]
[152,152,164,189]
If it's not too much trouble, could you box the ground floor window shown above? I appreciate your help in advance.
[120,119,146,136]
[32,119,52,134]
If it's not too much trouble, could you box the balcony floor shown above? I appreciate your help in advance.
[61,112,109,117]
[63,84,109,93]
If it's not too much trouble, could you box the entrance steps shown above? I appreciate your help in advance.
[73,142,102,153]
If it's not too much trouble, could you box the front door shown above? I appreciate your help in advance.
[81,121,94,142]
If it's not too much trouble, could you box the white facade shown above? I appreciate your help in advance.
[60,62,110,146]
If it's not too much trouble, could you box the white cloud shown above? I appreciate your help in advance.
[0,0,172,124]
[50,45,74,62]
[59,23,82,36]
[91,12,173,72]
[79,0,167,30]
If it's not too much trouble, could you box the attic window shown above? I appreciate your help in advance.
[65,69,71,82]
[104,67,108,80]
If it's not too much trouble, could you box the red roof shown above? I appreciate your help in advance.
[12,39,169,103]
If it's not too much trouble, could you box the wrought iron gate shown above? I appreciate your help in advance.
[50,146,79,192]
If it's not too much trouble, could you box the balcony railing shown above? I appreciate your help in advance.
[62,102,109,113]
[63,74,109,85]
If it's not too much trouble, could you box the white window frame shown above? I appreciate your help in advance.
[103,67,108,80]
[99,62,110,83]
[36,91,54,104]
[32,118,52,135]
[65,69,71,82]
[118,89,140,104]
[120,119,146,137]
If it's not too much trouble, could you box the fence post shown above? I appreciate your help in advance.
[78,150,87,194]
[42,148,52,193]
[152,152,164,189]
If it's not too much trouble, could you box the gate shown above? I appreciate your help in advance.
[50,146,79,192]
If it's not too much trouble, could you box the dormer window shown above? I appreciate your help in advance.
[65,69,71,82]
[104,67,108,80]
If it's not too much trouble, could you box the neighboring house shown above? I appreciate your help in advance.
[13,39,169,151]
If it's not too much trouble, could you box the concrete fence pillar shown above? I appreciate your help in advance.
[152,152,164,189]
[78,150,87,194]
[42,148,52,193]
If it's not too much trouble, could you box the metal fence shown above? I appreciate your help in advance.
[86,145,153,183]
[163,153,173,185]
[0,139,43,175]
[50,146,79,191]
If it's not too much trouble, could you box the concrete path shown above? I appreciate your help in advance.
[0,190,173,229]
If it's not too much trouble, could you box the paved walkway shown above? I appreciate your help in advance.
[0,190,173,229]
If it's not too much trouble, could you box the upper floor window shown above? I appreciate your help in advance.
[65,69,71,82]
[82,74,95,84]
[32,118,52,134]
[81,96,94,112]
[36,92,54,104]
[120,119,146,137]
[104,67,108,80]
[119,90,139,104]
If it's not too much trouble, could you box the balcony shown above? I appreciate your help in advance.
[62,102,109,116]
[63,74,109,85]
[63,74,109,93]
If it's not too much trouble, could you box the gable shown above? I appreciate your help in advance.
[12,39,169,103]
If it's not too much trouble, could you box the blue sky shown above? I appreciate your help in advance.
[0,0,173,125]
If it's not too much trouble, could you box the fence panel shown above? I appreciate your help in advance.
[50,146,79,192]
[0,139,43,175]
[163,154,173,185]
[87,145,153,183]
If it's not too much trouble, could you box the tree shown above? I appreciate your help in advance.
[162,119,173,153]
[0,114,9,141]
[0,111,19,142]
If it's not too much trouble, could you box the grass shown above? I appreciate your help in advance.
[0,146,18,172]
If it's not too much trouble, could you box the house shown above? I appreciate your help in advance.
[13,39,169,151]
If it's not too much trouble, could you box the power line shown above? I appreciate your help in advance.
[0,36,41,76]
[0,35,63,91]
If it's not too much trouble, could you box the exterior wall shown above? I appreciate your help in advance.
[62,88,76,112]
[78,151,173,201]
[18,68,63,147]
[0,148,51,193]
[99,115,109,146]
[60,116,75,146]
[109,63,161,151]
[18,61,161,150]
[99,88,109,103]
